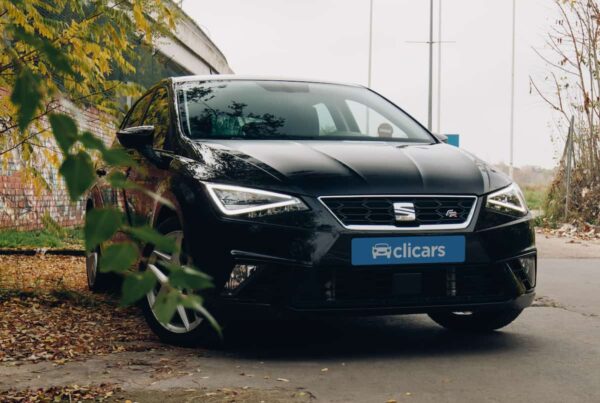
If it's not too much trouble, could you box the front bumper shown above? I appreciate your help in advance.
[217,253,536,318]
[177,184,537,318]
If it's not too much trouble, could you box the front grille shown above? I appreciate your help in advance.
[321,196,476,228]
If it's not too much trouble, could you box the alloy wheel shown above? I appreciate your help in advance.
[86,250,98,287]
[145,230,204,334]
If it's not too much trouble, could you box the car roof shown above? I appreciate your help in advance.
[169,74,365,88]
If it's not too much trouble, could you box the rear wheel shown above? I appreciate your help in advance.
[141,217,220,346]
[86,245,118,292]
[428,308,524,332]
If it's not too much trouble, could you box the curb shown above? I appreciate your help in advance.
[0,249,86,256]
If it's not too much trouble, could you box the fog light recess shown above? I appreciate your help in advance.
[224,264,259,294]
[518,256,536,288]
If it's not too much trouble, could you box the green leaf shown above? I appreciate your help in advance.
[79,131,106,152]
[107,171,140,190]
[167,265,213,290]
[151,288,179,323]
[12,26,73,74]
[102,148,136,167]
[107,171,128,187]
[126,226,176,253]
[49,114,78,154]
[40,41,73,74]
[180,294,221,337]
[11,67,42,131]
[99,242,139,273]
[84,208,123,251]
[59,151,96,201]
[121,270,157,306]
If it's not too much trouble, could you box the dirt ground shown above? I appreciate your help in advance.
[0,253,316,402]
[2,385,313,403]
[535,231,600,258]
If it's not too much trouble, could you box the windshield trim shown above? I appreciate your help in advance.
[190,135,434,144]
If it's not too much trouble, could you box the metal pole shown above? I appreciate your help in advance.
[427,0,434,131]
[565,116,575,219]
[436,0,442,135]
[509,0,516,178]
[366,0,374,133]
[368,0,374,88]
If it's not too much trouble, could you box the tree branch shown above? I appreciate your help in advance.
[0,83,120,136]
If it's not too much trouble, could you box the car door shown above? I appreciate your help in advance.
[123,86,174,226]
[91,92,153,214]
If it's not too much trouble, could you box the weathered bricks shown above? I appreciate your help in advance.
[0,101,115,230]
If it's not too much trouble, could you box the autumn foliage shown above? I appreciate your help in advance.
[532,0,600,224]
[0,1,217,329]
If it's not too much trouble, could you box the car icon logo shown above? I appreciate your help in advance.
[372,243,392,259]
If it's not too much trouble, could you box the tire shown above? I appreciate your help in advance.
[86,245,118,293]
[140,217,221,347]
[428,308,524,332]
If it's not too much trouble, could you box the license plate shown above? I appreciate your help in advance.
[351,236,466,266]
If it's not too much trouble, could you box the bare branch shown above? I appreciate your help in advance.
[0,128,49,157]
[0,83,120,137]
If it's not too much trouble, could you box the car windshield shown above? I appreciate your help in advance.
[176,80,434,143]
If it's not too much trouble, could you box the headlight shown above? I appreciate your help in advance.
[204,183,309,217]
[485,183,528,216]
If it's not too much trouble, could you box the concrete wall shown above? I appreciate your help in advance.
[155,11,233,75]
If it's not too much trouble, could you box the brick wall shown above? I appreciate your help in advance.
[0,100,116,230]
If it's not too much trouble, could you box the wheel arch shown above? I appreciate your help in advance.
[151,188,184,229]
[86,185,105,212]
[154,204,178,227]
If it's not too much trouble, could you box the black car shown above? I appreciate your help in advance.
[87,76,536,345]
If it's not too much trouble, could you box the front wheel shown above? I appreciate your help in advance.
[428,308,524,332]
[140,217,220,346]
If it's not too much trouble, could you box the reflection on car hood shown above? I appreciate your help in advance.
[183,140,511,196]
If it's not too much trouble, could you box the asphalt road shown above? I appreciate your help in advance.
[3,237,600,402]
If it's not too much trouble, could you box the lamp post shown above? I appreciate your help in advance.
[366,0,374,132]
[368,0,374,88]
[427,0,434,131]
[509,0,516,178]
[436,0,442,134]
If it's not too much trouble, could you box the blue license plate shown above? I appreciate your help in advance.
[351,236,466,266]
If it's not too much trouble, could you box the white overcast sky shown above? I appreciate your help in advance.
[183,0,561,168]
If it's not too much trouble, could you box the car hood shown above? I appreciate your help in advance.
[182,140,511,197]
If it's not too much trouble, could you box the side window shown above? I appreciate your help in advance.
[346,100,408,139]
[143,87,170,149]
[123,94,152,129]
[313,103,337,135]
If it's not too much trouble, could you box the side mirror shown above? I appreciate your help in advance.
[117,125,154,149]
[434,133,448,144]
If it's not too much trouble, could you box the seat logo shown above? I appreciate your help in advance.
[393,202,416,222]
